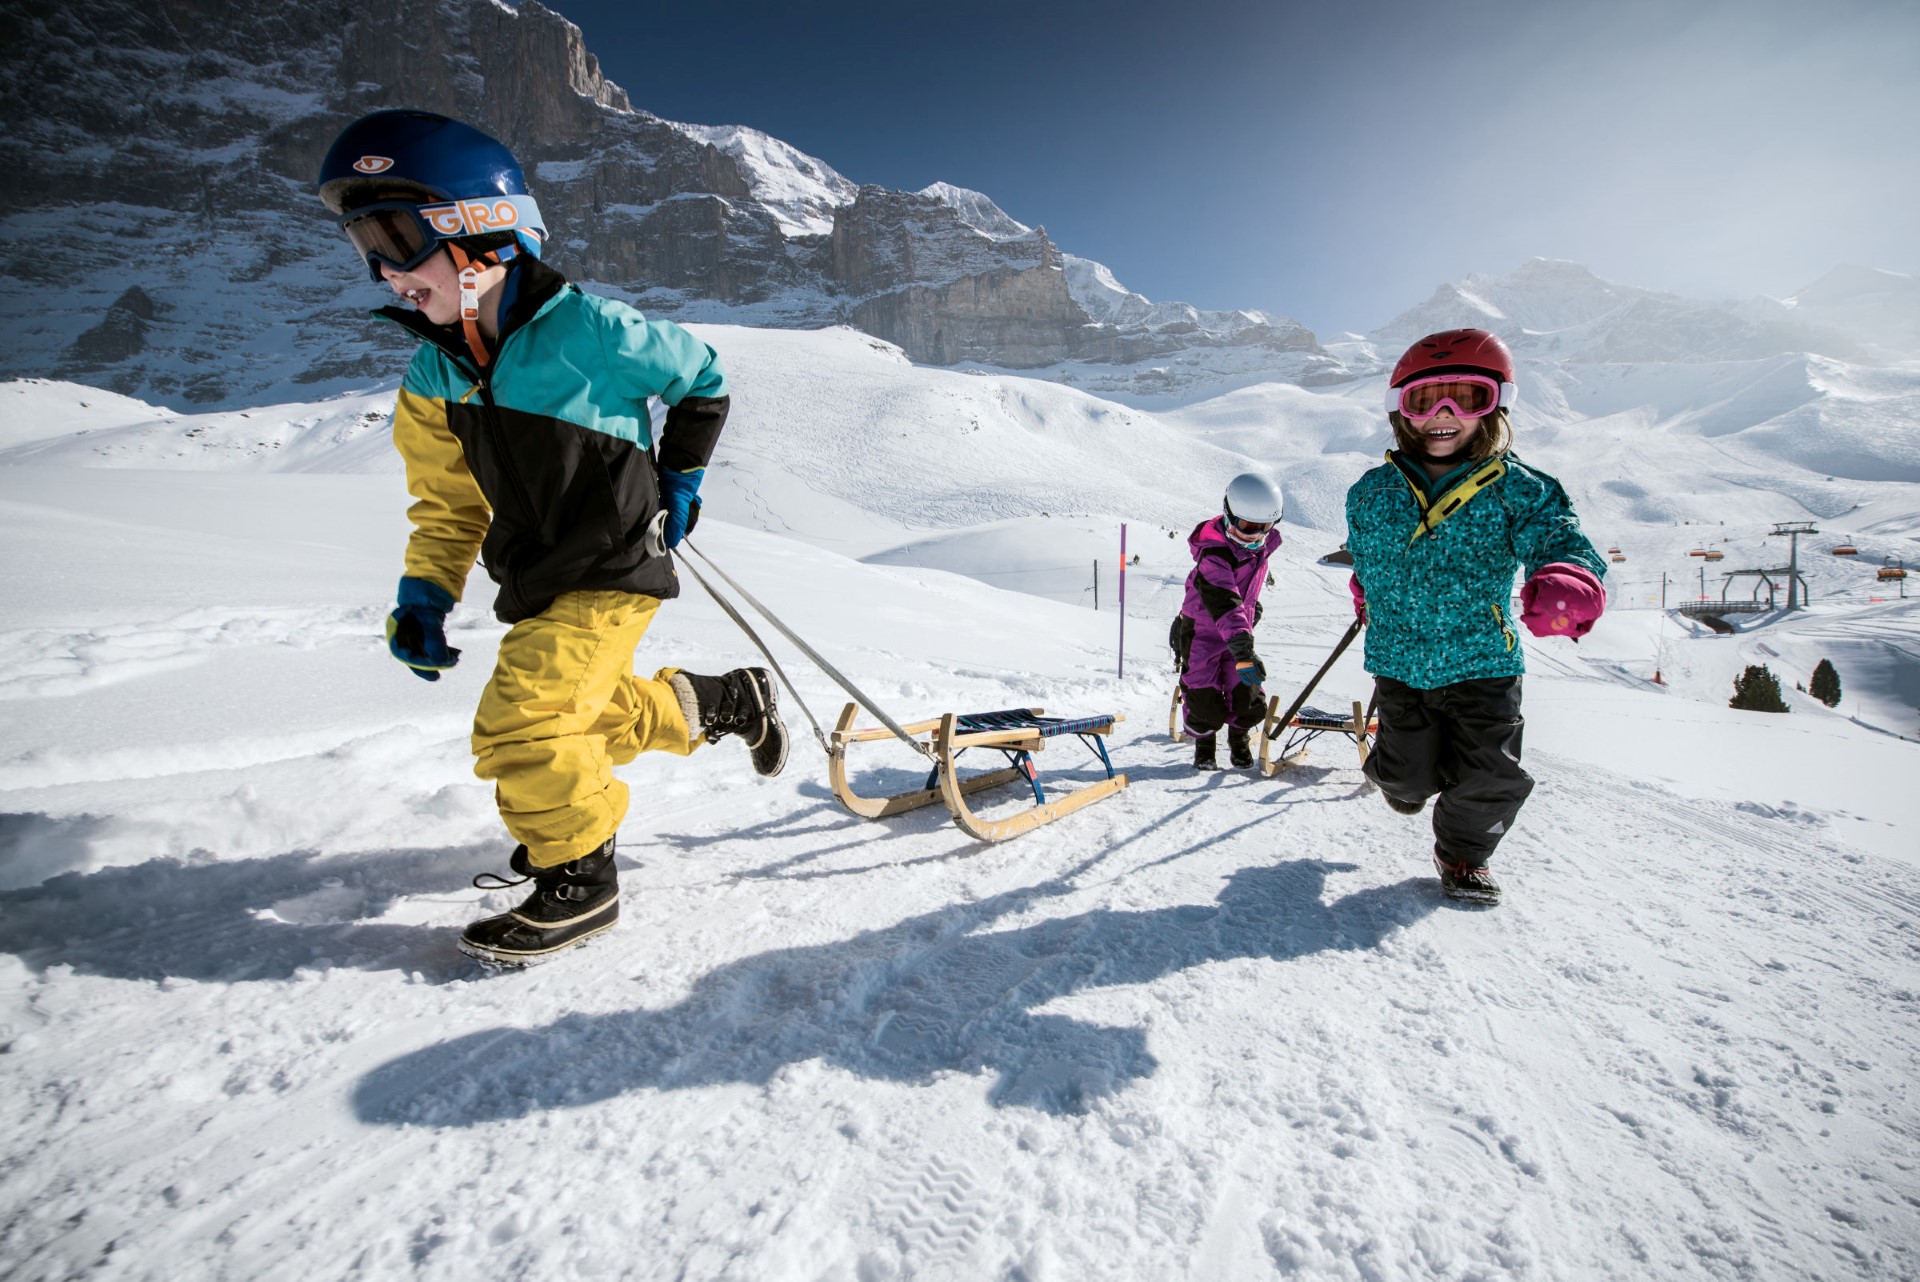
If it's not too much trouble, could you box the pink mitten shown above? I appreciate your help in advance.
[1348,573,1367,624]
[1520,563,1605,639]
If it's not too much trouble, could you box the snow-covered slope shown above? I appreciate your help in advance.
[1,440,1915,1278]
[5,320,1917,718]
[4,317,1919,1281]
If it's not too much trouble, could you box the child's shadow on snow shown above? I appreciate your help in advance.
[0,831,488,985]
[353,859,1437,1122]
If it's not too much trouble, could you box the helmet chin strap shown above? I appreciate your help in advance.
[445,241,497,370]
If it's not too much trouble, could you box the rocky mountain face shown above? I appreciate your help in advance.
[0,0,1325,407]
[5,2,1900,414]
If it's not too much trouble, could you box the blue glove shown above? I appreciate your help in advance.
[657,468,704,550]
[385,576,459,681]
[1226,631,1264,686]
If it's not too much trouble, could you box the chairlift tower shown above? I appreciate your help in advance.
[1767,521,1818,611]
[1883,557,1909,600]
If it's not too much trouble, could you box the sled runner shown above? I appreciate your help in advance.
[829,704,1129,842]
[1166,613,1195,743]
[1256,699,1378,777]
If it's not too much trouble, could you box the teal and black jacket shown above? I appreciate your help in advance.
[377,259,728,623]
[1345,450,1604,690]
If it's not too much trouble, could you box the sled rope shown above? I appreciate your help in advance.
[679,539,931,758]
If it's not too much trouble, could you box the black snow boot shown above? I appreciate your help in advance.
[1383,792,1428,815]
[459,838,620,966]
[1433,850,1501,906]
[1227,725,1254,769]
[670,668,788,777]
[1192,734,1219,770]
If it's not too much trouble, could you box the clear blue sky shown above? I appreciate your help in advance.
[531,0,1917,336]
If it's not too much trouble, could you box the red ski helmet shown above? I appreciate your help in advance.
[1389,328,1514,388]
[1385,328,1518,458]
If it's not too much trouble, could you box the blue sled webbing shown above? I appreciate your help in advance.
[1292,705,1357,731]
[943,709,1119,805]
[954,709,1116,737]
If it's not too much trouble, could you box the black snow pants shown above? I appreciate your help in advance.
[1363,675,1534,867]
[1181,679,1265,738]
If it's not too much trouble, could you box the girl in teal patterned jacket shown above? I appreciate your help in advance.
[1345,329,1606,905]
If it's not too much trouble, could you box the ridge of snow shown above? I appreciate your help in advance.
[664,120,858,237]
[918,182,1033,241]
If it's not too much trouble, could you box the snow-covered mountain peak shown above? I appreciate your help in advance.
[1502,256,1612,289]
[1371,280,1508,345]
[1790,263,1916,307]
[1774,265,1920,358]
[666,121,858,237]
[918,182,1033,241]
[1374,258,1878,365]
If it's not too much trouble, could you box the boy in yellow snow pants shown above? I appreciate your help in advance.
[318,110,788,966]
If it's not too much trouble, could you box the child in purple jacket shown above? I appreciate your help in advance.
[1177,473,1285,770]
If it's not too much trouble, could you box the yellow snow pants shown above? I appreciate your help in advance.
[471,589,699,868]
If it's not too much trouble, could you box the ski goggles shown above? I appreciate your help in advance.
[1227,515,1274,545]
[1387,373,1516,422]
[336,195,542,282]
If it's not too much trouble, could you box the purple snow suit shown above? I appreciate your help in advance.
[1179,516,1281,737]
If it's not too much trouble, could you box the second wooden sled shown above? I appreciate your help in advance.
[1255,698,1378,778]
[828,704,1129,842]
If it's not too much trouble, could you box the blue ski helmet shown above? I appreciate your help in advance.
[316,109,545,280]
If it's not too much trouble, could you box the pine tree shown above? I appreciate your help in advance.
[1729,664,1790,713]
[1809,658,1842,708]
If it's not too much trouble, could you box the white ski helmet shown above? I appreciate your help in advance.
[1223,472,1284,540]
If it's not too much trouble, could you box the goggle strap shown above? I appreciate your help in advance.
[447,243,493,371]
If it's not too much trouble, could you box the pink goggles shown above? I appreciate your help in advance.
[1387,373,1516,422]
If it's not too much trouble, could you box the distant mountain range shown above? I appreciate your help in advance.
[1,0,1916,411]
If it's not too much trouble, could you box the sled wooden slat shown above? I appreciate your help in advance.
[827,702,1128,841]
[942,726,1053,750]
[831,714,952,744]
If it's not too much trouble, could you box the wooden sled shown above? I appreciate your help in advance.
[1168,685,1186,742]
[1256,698,1378,778]
[828,703,1129,842]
